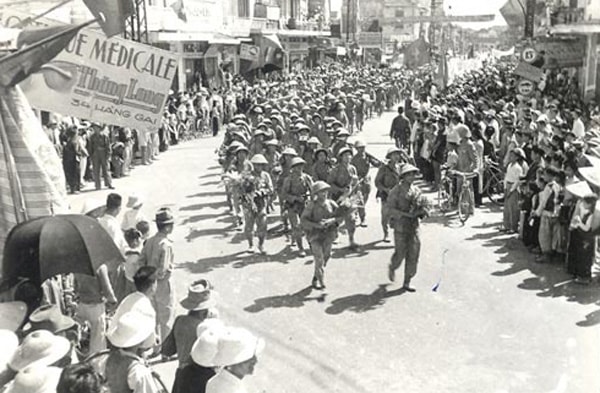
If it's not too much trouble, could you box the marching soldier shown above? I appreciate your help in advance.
[350,140,377,227]
[242,154,274,255]
[327,147,360,250]
[387,164,430,292]
[282,157,314,257]
[375,147,403,242]
[330,128,351,158]
[89,122,114,190]
[277,148,298,235]
[227,145,253,227]
[301,181,341,290]
[312,147,331,182]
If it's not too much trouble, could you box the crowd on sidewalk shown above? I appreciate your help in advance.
[2,57,600,393]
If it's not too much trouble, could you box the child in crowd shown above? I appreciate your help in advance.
[114,228,143,302]
[136,220,151,243]
[567,195,597,284]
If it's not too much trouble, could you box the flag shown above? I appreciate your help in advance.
[434,53,448,88]
[403,37,430,69]
[261,35,284,73]
[500,0,524,28]
[82,0,135,37]
[171,0,187,23]
[0,22,92,88]
[0,86,69,269]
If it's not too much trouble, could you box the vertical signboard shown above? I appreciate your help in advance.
[525,0,536,38]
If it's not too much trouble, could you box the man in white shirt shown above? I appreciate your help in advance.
[571,108,585,139]
[98,193,127,254]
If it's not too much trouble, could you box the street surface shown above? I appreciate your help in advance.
[69,111,600,393]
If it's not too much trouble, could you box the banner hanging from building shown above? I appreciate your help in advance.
[19,29,179,131]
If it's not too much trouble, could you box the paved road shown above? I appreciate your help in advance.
[69,111,600,393]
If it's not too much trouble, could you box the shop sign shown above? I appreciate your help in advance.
[357,32,382,48]
[20,29,180,131]
[517,79,535,96]
[513,61,543,82]
[240,44,260,61]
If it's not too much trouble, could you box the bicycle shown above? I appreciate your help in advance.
[482,158,504,205]
[437,167,455,214]
[456,172,477,223]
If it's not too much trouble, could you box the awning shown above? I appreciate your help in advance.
[150,31,241,44]
[550,23,600,35]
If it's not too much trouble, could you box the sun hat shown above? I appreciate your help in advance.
[511,147,527,160]
[290,157,306,167]
[155,207,174,225]
[580,167,600,188]
[312,181,331,194]
[23,305,75,335]
[282,147,298,156]
[386,147,401,158]
[191,319,227,367]
[9,330,70,371]
[336,129,350,137]
[0,330,19,373]
[250,154,268,165]
[0,302,27,332]
[307,136,320,145]
[126,193,144,209]
[3,365,62,393]
[566,181,596,199]
[210,327,265,367]
[180,279,217,311]
[106,311,155,349]
[400,164,419,177]
[354,140,366,148]
[264,139,279,146]
[337,147,353,157]
[455,124,471,139]
[235,145,249,154]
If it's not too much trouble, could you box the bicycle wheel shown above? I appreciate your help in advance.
[457,185,472,223]
[485,173,504,205]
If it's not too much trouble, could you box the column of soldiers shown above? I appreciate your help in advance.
[218,96,421,290]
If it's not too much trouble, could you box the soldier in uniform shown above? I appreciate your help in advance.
[387,164,430,292]
[330,128,351,158]
[282,157,314,257]
[226,146,253,227]
[277,148,298,235]
[302,137,321,176]
[89,122,114,190]
[242,154,274,254]
[301,181,341,289]
[312,147,331,182]
[350,140,377,227]
[328,147,360,250]
[375,147,403,242]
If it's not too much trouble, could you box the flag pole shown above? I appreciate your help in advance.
[12,0,74,28]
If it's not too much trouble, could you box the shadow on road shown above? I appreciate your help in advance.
[180,212,226,225]
[244,286,327,313]
[325,284,406,315]
[199,180,221,186]
[180,201,228,212]
[468,229,600,327]
[186,190,226,198]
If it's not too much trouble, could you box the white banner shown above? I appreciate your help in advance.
[20,29,179,131]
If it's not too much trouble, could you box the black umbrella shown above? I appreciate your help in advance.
[2,214,124,287]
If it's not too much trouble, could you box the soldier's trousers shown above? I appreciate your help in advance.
[358,182,371,222]
[288,206,304,242]
[153,277,175,343]
[381,202,391,236]
[244,209,267,239]
[309,237,333,284]
[92,152,112,189]
[390,229,421,284]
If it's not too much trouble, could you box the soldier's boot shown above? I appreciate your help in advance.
[257,237,267,255]
[297,238,306,257]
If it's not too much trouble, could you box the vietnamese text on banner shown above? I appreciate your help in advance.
[19,29,180,131]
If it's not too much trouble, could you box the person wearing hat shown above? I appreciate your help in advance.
[330,128,351,158]
[242,155,274,254]
[375,147,404,242]
[138,207,176,343]
[387,164,429,292]
[276,148,298,235]
[226,146,253,227]
[62,125,86,194]
[566,192,597,285]
[9,330,71,374]
[302,137,321,175]
[282,157,314,257]
[0,330,19,387]
[3,365,62,393]
[301,181,342,289]
[204,327,264,393]
[163,279,218,393]
[455,124,479,214]
[22,305,77,363]
[390,106,411,150]
[503,148,527,233]
[89,122,114,191]
[351,140,377,227]
[122,193,147,231]
[105,310,162,393]
[328,147,360,250]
